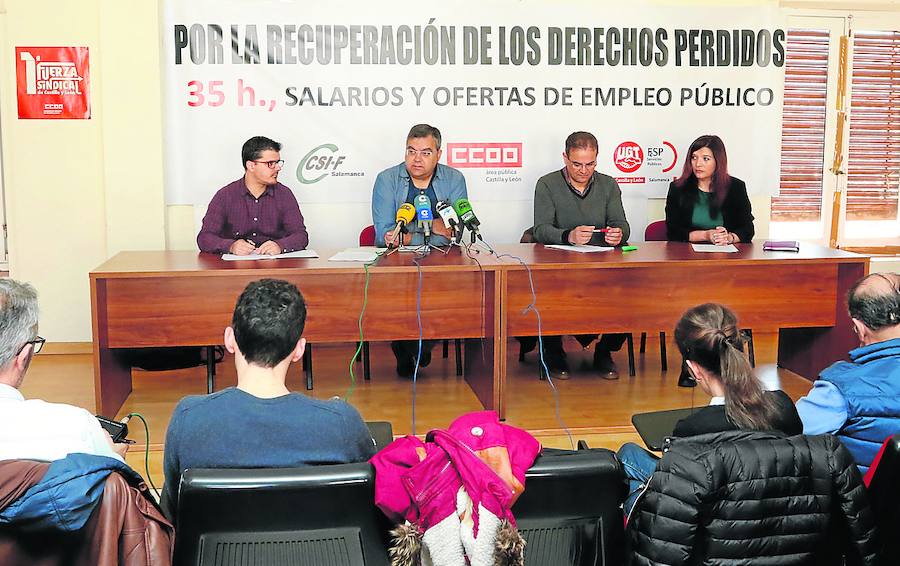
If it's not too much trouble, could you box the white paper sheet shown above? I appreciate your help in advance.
[221,249,319,261]
[691,244,739,253]
[544,244,614,253]
[328,247,381,262]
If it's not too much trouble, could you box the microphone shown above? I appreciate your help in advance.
[414,194,433,239]
[436,200,461,242]
[453,199,482,241]
[388,203,416,247]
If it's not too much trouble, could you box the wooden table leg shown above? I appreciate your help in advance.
[91,278,133,417]
[464,269,503,417]
[778,262,868,379]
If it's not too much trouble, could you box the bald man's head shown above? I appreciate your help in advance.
[848,272,900,333]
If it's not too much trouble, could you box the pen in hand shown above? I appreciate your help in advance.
[230,236,258,256]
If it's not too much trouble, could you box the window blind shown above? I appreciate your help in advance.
[846,30,900,220]
[772,29,830,222]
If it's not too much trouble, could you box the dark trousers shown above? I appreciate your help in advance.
[391,340,436,362]
[517,333,628,361]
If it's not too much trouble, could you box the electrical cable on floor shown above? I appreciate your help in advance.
[490,249,576,450]
[124,412,158,494]
[411,255,425,435]
[462,241,488,366]
[347,251,385,400]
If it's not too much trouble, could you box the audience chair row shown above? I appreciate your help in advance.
[4,433,898,565]
[173,446,625,566]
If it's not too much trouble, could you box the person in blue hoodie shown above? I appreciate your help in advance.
[797,272,900,474]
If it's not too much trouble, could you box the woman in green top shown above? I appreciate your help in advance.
[664,135,754,245]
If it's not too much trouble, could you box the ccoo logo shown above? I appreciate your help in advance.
[297,143,347,184]
[613,141,644,173]
[446,142,522,168]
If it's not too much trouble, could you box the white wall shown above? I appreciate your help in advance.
[0,0,165,342]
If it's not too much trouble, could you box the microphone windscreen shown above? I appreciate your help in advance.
[415,195,433,221]
[453,198,473,216]
[453,198,479,227]
[396,203,416,224]
[436,200,460,224]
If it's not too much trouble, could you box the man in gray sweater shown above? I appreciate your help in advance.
[530,131,631,379]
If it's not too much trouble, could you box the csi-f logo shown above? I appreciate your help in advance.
[613,141,644,173]
[446,143,523,168]
[297,143,347,184]
[19,51,84,95]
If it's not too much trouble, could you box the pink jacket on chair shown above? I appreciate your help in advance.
[371,411,541,566]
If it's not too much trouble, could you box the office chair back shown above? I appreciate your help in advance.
[865,434,900,564]
[513,449,625,566]
[644,220,667,242]
[173,463,391,566]
[359,225,376,247]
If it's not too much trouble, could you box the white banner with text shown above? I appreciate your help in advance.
[162,0,786,246]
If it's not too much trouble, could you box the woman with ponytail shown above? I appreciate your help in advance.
[618,303,801,516]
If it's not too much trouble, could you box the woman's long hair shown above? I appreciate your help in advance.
[674,303,780,431]
[673,135,732,215]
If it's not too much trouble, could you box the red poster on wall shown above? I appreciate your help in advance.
[16,47,91,119]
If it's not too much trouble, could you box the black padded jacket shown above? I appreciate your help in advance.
[626,431,878,566]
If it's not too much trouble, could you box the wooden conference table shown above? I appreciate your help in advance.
[90,242,867,419]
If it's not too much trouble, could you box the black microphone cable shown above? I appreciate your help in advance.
[462,241,488,367]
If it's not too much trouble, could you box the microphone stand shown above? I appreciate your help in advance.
[448,221,463,247]
[416,222,433,257]
[421,221,454,256]
[385,224,405,256]
[431,223,454,255]
[465,226,494,254]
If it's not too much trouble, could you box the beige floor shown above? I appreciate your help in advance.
[20,332,812,490]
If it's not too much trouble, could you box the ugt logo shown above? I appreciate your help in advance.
[613,141,644,173]
[297,143,347,184]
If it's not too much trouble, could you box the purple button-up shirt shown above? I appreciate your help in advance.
[197,177,309,254]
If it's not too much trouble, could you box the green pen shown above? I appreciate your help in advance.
[621,245,638,252]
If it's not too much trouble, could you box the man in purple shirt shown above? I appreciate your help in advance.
[197,136,309,255]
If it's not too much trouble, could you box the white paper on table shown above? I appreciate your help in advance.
[221,249,319,261]
[328,247,380,262]
[691,244,739,253]
[544,244,614,253]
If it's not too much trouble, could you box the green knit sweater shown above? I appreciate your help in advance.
[533,169,631,245]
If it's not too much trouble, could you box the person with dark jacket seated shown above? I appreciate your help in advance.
[626,430,878,565]
[161,279,376,518]
[664,134,754,245]
[665,134,756,387]
[617,303,802,516]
